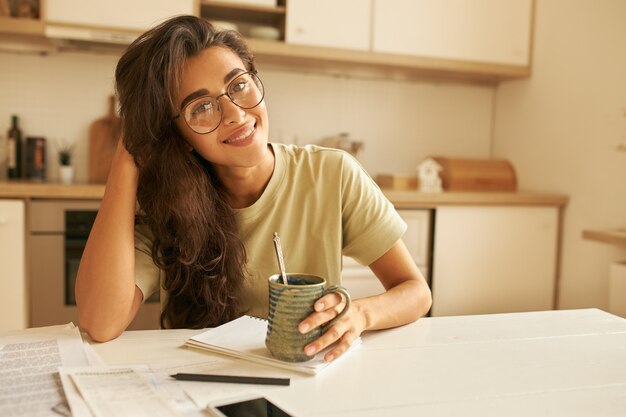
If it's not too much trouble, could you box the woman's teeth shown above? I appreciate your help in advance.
[225,127,254,143]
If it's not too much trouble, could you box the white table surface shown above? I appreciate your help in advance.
[90,308,626,416]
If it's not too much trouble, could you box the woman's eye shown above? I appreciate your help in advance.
[230,80,248,94]
[192,100,213,115]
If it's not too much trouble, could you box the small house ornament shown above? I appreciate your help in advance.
[417,158,443,192]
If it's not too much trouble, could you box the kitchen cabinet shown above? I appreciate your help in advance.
[0,0,532,83]
[45,0,196,31]
[431,206,558,316]
[285,0,371,51]
[0,199,27,331]
[373,0,533,67]
[44,0,196,44]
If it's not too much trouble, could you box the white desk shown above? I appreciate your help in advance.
[91,309,626,416]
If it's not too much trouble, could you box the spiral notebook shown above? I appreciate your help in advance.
[185,315,362,375]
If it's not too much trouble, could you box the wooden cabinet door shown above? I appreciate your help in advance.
[0,200,26,330]
[431,206,557,316]
[373,0,533,66]
[286,0,371,50]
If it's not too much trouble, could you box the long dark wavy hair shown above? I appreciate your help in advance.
[115,15,253,329]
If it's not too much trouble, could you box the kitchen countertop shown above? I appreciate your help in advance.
[383,189,568,208]
[0,180,569,206]
[0,180,105,199]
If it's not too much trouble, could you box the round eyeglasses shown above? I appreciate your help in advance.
[174,71,265,135]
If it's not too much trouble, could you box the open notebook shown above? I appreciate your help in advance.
[185,315,362,375]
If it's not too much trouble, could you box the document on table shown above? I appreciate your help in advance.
[61,363,216,417]
[67,366,183,417]
[0,323,93,417]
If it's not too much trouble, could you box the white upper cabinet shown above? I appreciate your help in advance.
[286,0,372,51]
[373,0,533,66]
[45,0,196,31]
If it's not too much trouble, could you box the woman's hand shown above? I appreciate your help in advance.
[298,239,432,362]
[298,293,368,363]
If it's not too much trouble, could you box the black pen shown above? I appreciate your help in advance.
[170,373,290,386]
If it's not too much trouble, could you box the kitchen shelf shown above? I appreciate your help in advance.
[582,229,626,248]
[201,1,285,25]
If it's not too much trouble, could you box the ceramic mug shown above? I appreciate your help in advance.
[266,273,351,362]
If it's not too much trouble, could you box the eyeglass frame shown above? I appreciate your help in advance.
[173,70,265,135]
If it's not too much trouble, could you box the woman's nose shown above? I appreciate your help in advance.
[219,96,246,126]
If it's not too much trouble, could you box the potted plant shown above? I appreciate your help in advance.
[56,140,75,184]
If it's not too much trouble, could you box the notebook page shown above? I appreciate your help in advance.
[187,316,361,374]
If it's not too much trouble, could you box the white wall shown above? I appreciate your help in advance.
[494,0,626,310]
[0,51,493,181]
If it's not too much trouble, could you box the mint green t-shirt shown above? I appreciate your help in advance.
[135,143,406,319]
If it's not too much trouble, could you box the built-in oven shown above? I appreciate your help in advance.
[28,199,160,329]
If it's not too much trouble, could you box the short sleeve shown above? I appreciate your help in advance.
[134,223,161,302]
[340,154,406,265]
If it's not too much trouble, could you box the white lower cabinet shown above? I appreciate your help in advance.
[431,206,558,316]
[0,199,26,331]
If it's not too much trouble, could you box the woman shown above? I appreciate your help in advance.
[76,15,431,362]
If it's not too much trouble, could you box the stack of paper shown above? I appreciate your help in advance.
[0,323,94,416]
[61,365,185,417]
[185,315,362,375]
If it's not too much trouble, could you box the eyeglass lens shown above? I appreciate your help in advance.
[183,72,264,134]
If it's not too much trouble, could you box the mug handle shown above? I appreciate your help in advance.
[321,285,351,329]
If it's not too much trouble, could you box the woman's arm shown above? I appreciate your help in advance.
[75,141,143,342]
[299,239,432,361]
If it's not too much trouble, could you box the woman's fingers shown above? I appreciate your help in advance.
[324,329,358,362]
[303,320,346,356]
[313,291,345,312]
[299,292,346,333]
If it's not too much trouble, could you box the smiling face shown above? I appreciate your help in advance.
[175,46,270,172]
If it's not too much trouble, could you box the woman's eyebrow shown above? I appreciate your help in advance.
[179,68,246,110]
[223,68,244,83]
[180,88,209,110]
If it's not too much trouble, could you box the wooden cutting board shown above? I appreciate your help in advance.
[88,95,121,183]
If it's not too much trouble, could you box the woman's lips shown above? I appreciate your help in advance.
[223,125,255,145]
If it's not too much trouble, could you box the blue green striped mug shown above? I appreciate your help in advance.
[266,273,351,362]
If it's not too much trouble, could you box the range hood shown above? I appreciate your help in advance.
[44,0,195,47]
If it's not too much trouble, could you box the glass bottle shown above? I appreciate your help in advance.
[7,115,23,178]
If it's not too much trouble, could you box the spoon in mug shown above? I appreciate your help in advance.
[273,232,289,285]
